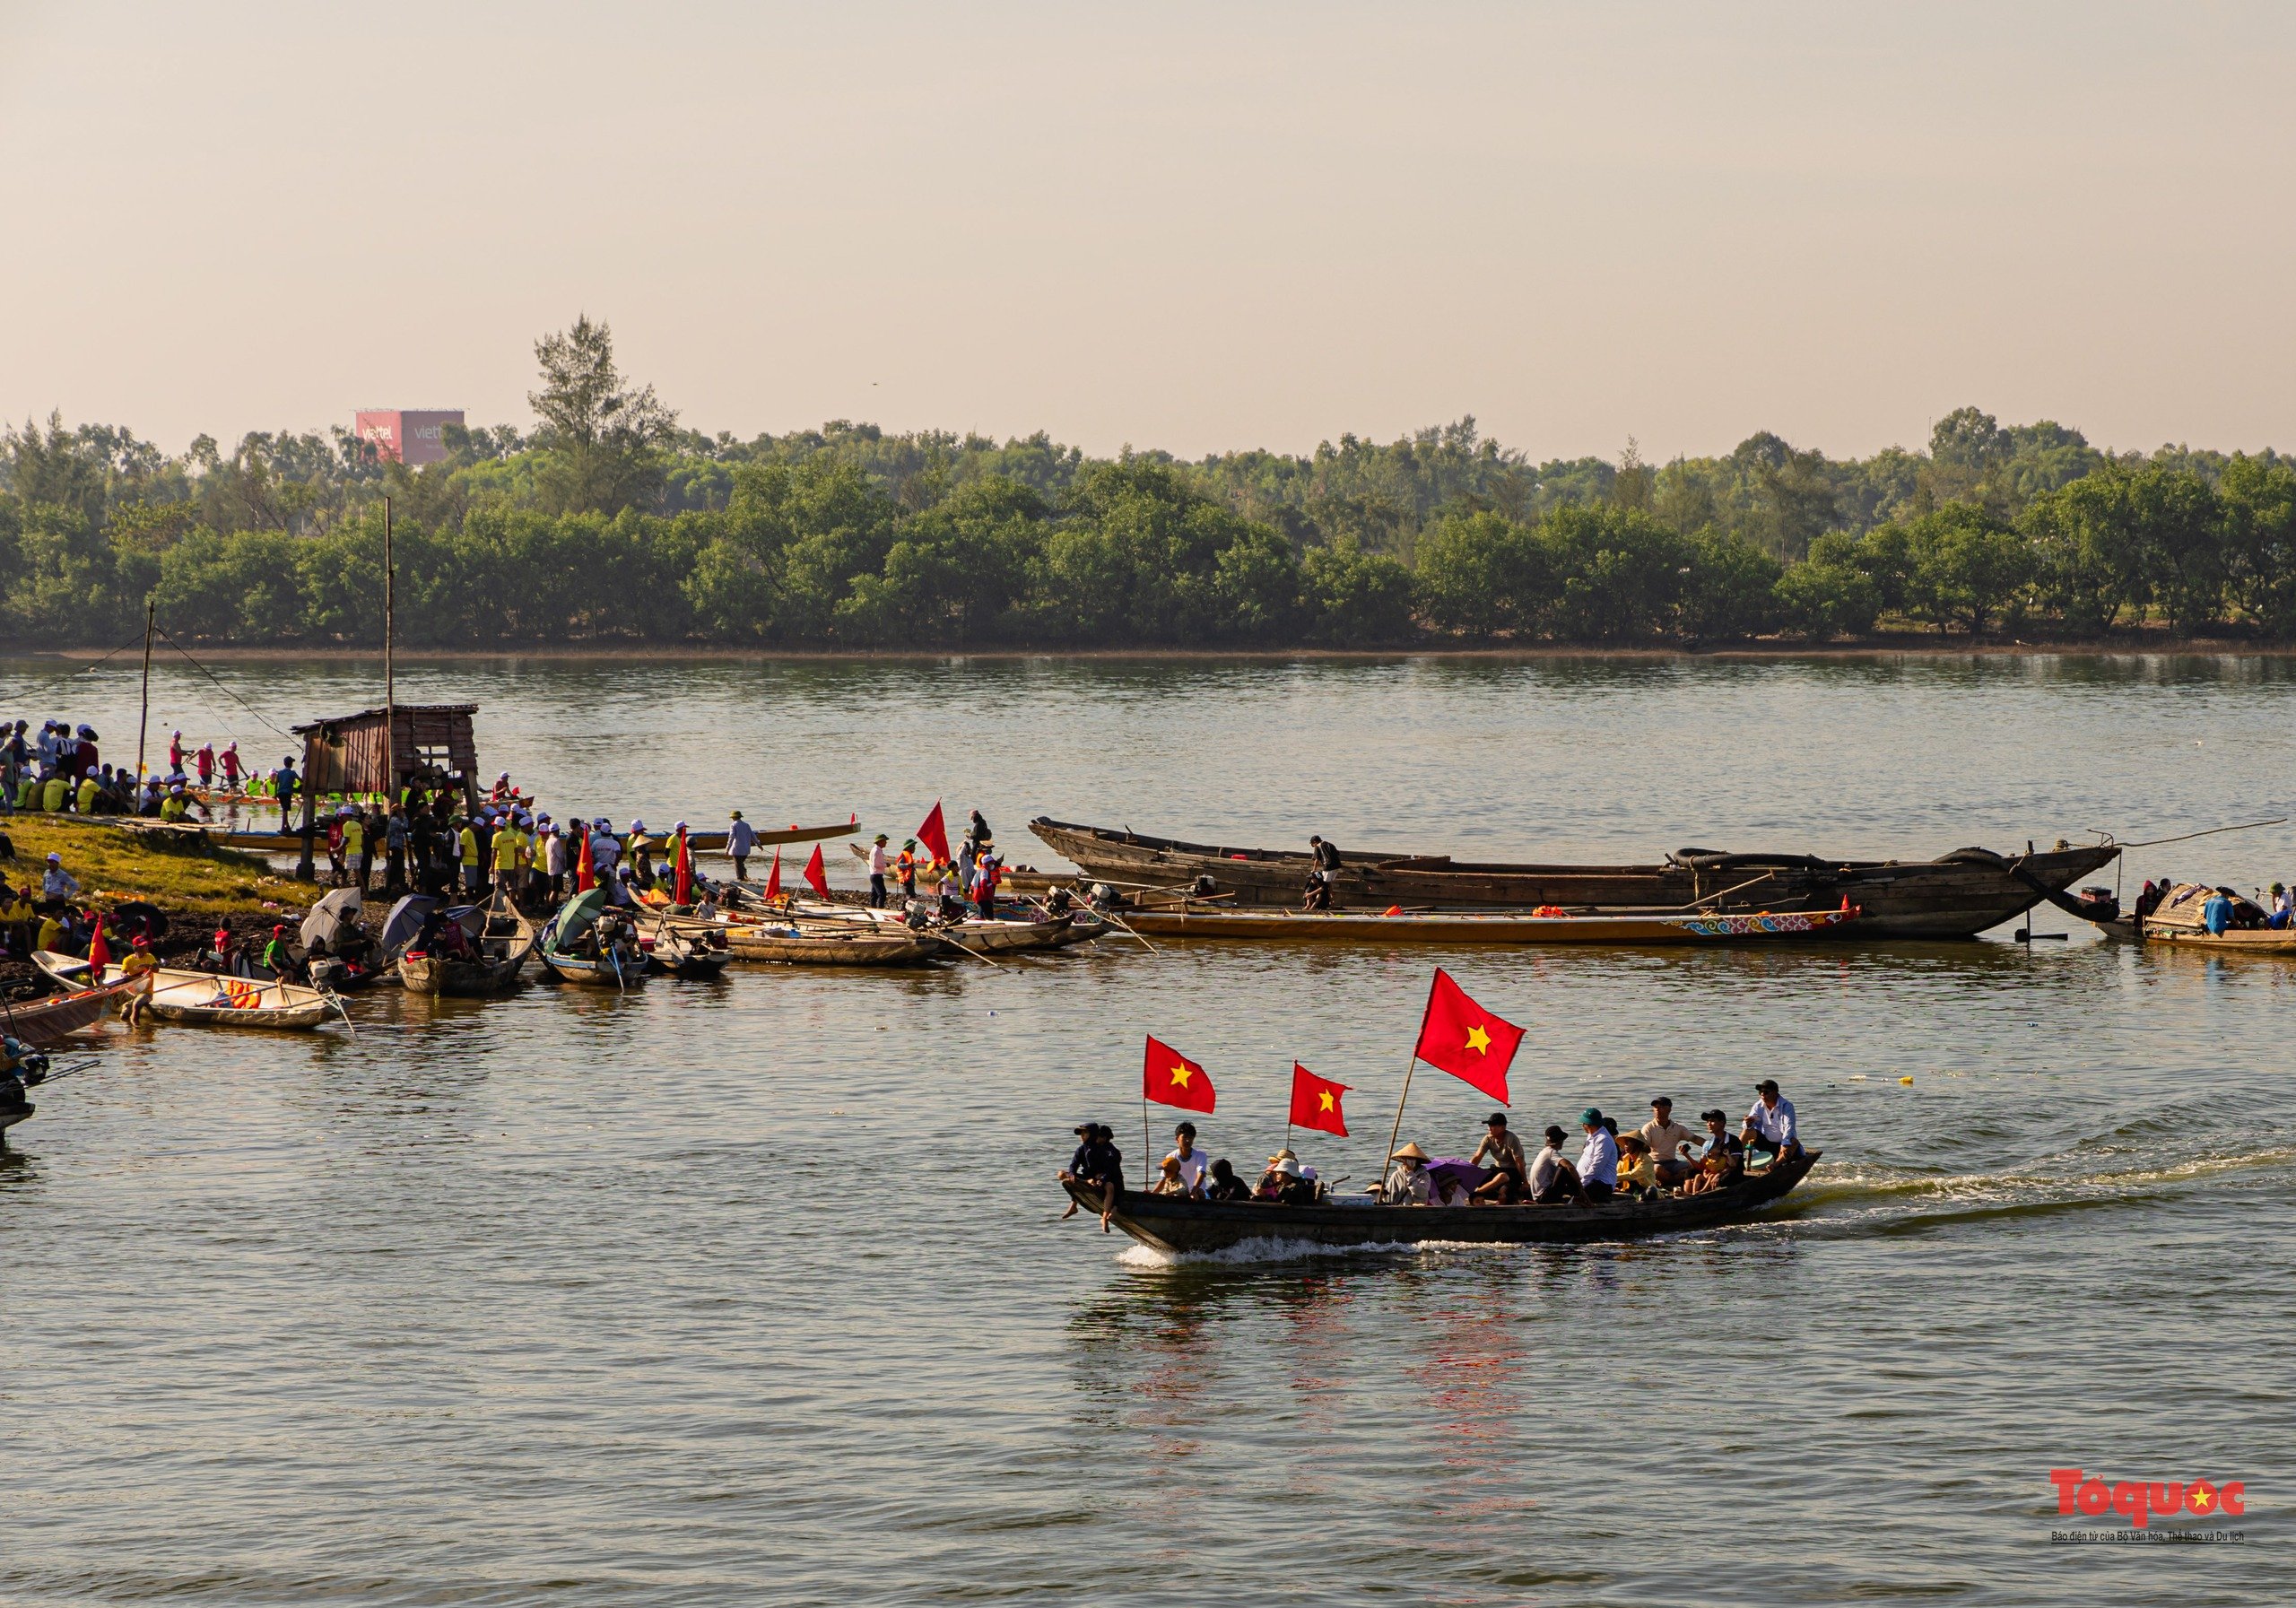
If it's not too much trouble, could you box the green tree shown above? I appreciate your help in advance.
[528,315,680,515]
[1901,503,2032,633]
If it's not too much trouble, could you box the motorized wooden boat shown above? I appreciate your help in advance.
[1,973,144,1044]
[803,897,1107,954]
[396,892,539,995]
[1112,904,1862,945]
[1030,818,2118,939]
[32,952,341,1030]
[536,889,648,988]
[639,917,733,979]
[716,924,946,966]
[1068,1151,1822,1254]
[2140,882,2296,952]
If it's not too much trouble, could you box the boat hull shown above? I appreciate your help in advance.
[1031,819,2117,939]
[1072,1151,1820,1254]
[722,930,945,966]
[2141,926,2296,953]
[33,953,337,1030]
[399,953,528,995]
[1118,907,1860,945]
[538,952,648,987]
[4,975,144,1043]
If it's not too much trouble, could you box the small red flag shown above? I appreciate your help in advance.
[804,843,830,899]
[575,829,595,892]
[764,847,782,900]
[1287,1063,1350,1137]
[87,916,111,972]
[674,825,692,904]
[1413,967,1524,1104]
[1143,1034,1216,1113]
[918,800,951,866]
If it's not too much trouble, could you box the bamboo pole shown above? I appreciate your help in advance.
[133,598,154,787]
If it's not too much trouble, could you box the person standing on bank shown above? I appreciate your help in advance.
[867,834,891,908]
[726,810,757,882]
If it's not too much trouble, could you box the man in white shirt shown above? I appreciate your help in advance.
[726,811,758,882]
[1741,1079,1801,1164]
[1639,1097,1701,1186]
[1576,1107,1620,1201]
[1527,1124,1581,1204]
[41,854,79,902]
[1162,1121,1210,1196]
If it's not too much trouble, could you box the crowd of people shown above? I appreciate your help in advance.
[0,719,279,821]
[1057,1082,1805,1230]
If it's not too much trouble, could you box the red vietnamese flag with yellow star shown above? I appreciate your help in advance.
[1413,968,1524,1103]
[1287,1063,1350,1137]
[1143,1034,1216,1114]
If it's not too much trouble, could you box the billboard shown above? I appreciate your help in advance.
[352,408,465,466]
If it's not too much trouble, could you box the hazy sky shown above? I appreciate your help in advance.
[4,2,2292,464]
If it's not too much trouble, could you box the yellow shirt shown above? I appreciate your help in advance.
[34,916,63,953]
[76,778,99,813]
[159,796,187,821]
[39,778,65,811]
[121,951,159,977]
[458,826,478,864]
[1618,1153,1657,1192]
[493,829,524,870]
[343,820,364,856]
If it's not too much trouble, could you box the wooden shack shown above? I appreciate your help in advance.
[293,704,479,806]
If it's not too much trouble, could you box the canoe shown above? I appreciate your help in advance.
[1,973,144,1044]
[798,899,1107,954]
[639,917,734,979]
[536,888,648,988]
[1112,905,1862,945]
[718,926,946,966]
[1029,818,2119,939]
[1069,1150,1822,1255]
[32,952,339,1030]
[398,892,538,995]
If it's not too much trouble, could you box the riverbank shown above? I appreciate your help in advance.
[0,816,321,992]
[21,634,2296,664]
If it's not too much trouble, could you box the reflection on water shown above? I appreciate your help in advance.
[2,654,2292,1604]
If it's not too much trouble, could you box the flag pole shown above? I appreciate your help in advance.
[1142,1095,1151,1191]
[1382,1056,1418,1186]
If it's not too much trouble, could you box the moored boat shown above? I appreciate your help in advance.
[639,915,734,979]
[1069,1150,1821,1254]
[2141,882,2296,952]
[390,891,539,995]
[536,889,649,988]
[1030,818,2118,939]
[717,924,946,966]
[32,952,341,1030]
[1111,904,1862,945]
[1,973,145,1044]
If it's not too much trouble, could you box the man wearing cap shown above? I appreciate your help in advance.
[895,839,920,900]
[1742,1080,1801,1165]
[1469,1111,1525,1177]
[1057,1122,1124,1230]
[1639,1098,1701,1187]
[867,834,891,908]
[1526,1125,1582,1204]
[726,811,757,882]
[1576,1108,1620,1202]
[41,853,79,904]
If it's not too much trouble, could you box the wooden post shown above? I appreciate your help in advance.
[296,737,317,882]
[132,598,155,792]
[382,495,396,807]
[1380,1057,1419,1193]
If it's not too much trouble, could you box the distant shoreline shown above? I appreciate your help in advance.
[14,637,2296,665]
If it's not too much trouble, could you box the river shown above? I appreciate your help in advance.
[1,651,2286,1604]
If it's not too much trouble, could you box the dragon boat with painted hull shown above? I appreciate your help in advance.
[1112,905,1860,945]
[1030,819,2117,939]
[1069,1151,1821,1255]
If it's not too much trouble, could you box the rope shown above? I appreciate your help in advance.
[152,626,295,741]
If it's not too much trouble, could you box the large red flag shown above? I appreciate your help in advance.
[575,829,595,892]
[804,843,831,899]
[917,801,951,866]
[1413,968,1524,1104]
[674,825,692,904]
[1143,1034,1216,1113]
[1288,1063,1350,1137]
[87,915,111,972]
[763,847,782,900]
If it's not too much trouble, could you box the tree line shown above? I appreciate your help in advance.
[3,318,2292,649]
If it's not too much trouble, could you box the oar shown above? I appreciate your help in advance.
[932,930,1008,969]
[1091,903,1159,954]
[30,1058,102,1085]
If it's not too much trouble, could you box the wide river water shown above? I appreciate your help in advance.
[2,651,2289,1604]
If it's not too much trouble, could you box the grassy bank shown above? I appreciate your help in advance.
[2,815,321,919]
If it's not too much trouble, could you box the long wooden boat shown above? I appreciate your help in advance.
[1114,904,1862,945]
[1030,818,2118,939]
[1069,1150,1821,1254]
[718,925,946,966]
[799,898,1108,954]
[399,893,538,995]
[33,952,339,1030]
[537,890,648,989]
[1,973,145,1044]
[639,917,733,979]
[192,818,864,856]
[2140,882,2296,952]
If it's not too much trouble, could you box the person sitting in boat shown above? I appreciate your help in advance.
[1057,1122,1124,1231]
[1149,1156,1191,1195]
[2270,882,2292,930]
[1255,1154,1317,1205]
[1203,1157,1250,1202]
[1300,866,1332,912]
[1526,1126,1581,1204]
[1576,1108,1620,1202]
[260,925,296,979]
[1381,1143,1433,1204]
[1164,1122,1210,1196]
[1740,1080,1800,1168]
[1615,1134,1657,1198]
[1466,1112,1526,1204]
[1639,1097,1701,1187]
[1675,1111,1744,1196]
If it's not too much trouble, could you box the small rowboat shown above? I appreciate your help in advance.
[537,889,648,989]
[2140,882,2296,952]
[797,899,1106,954]
[395,891,539,995]
[2,973,145,1045]
[717,925,945,966]
[1106,905,1862,945]
[639,917,733,979]
[1069,1151,1822,1255]
[33,952,341,1030]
